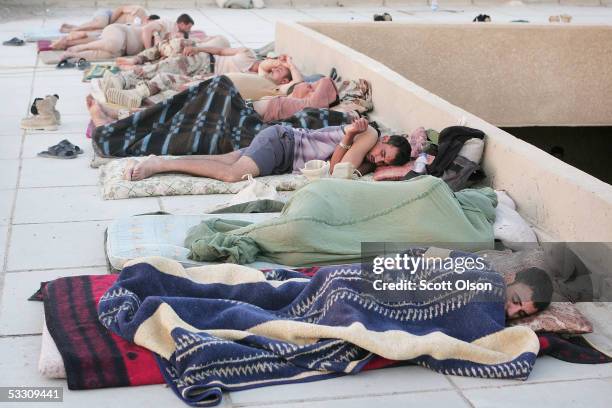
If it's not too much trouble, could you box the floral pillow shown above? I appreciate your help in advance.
[509,302,593,334]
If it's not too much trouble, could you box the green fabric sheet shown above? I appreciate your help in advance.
[185,176,497,266]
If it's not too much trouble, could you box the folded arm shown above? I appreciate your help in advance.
[329,118,378,173]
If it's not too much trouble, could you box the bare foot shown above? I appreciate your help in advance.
[131,155,164,181]
[59,24,74,33]
[86,94,94,108]
[67,31,88,40]
[51,37,68,50]
[58,51,73,61]
[86,95,114,127]
[123,159,138,181]
[115,57,135,66]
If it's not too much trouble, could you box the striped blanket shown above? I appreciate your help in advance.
[93,75,351,158]
[98,253,539,406]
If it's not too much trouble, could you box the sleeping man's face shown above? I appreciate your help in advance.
[505,282,539,319]
[365,138,401,167]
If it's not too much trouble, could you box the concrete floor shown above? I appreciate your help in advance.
[0,2,611,407]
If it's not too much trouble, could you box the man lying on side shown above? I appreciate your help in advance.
[57,14,194,61]
[123,118,412,182]
[59,5,150,33]
[101,53,301,109]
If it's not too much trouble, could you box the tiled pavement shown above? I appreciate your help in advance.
[1,3,611,407]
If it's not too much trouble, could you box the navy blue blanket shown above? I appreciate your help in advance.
[98,251,539,406]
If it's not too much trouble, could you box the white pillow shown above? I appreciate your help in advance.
[493,190,538,250]
[216,0,253,8]
[457,138,485,164]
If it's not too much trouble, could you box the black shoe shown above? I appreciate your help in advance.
[3,37,25,46]
[473,14,491,22]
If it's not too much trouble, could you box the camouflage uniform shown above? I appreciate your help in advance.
[146,72,206,95]
[133,38,196,64]
[129,37,213,80]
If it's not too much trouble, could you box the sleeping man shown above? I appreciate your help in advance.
[59,5,150,33]
[57,14,194,61]
[123,117,412,181]
[101,51,299,108]
[505,267,553,319]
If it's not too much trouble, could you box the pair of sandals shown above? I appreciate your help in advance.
[57,58,91,70]
[38,139,83,160]
[373,13,392,22]
[3,37,25,46]
[473,14,492,22]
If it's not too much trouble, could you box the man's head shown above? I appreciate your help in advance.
[505,267,553,319]
[146,14,160,23]
[365,135,412,167]
[176,14,194,34]
[268,64,292,85]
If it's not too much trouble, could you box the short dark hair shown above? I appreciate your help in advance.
[514,267,554,312]
[176,14,194,25]
[148,14,160,21]
[385,135,412,166]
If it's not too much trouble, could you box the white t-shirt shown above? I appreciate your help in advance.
[224,73,284,100]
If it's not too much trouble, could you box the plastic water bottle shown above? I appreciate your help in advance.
[413,153,428,174]
[431,0,439,11]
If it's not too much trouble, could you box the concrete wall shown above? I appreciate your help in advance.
[275,21,612,242]
[303,22,612,127]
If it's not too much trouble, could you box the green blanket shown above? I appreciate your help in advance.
[185,176,497,266]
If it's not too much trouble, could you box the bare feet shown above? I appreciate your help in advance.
[86,95,114,127]
[123,159,138,180]
[115,57,135,66]
[130,155,164,181]
[67,31,88,40]
[59,23,75,33]
[51,37,68,50]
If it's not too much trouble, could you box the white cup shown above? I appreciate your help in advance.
[300,160,330,181]
[331,162,357,179]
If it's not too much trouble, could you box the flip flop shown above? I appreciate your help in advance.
[77,58,91,70]
[37,143,78,159]
[3,37,24,46]
[56,59,76,69]
[58,139,83,154]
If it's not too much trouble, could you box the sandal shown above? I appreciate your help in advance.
[77,58,91,70]
[37,143,78,159]
[58,139,83,155]
[56,59,76,69]
[3,37,25,46]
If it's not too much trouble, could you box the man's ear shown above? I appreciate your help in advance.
[504,272,516,285]
[381,135,390,143]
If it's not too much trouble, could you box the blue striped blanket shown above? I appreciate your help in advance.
[98,252,539,406]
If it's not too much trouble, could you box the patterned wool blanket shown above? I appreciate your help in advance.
[39,269,395,389]
[98,254,539,406]
[93,75,351,158]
